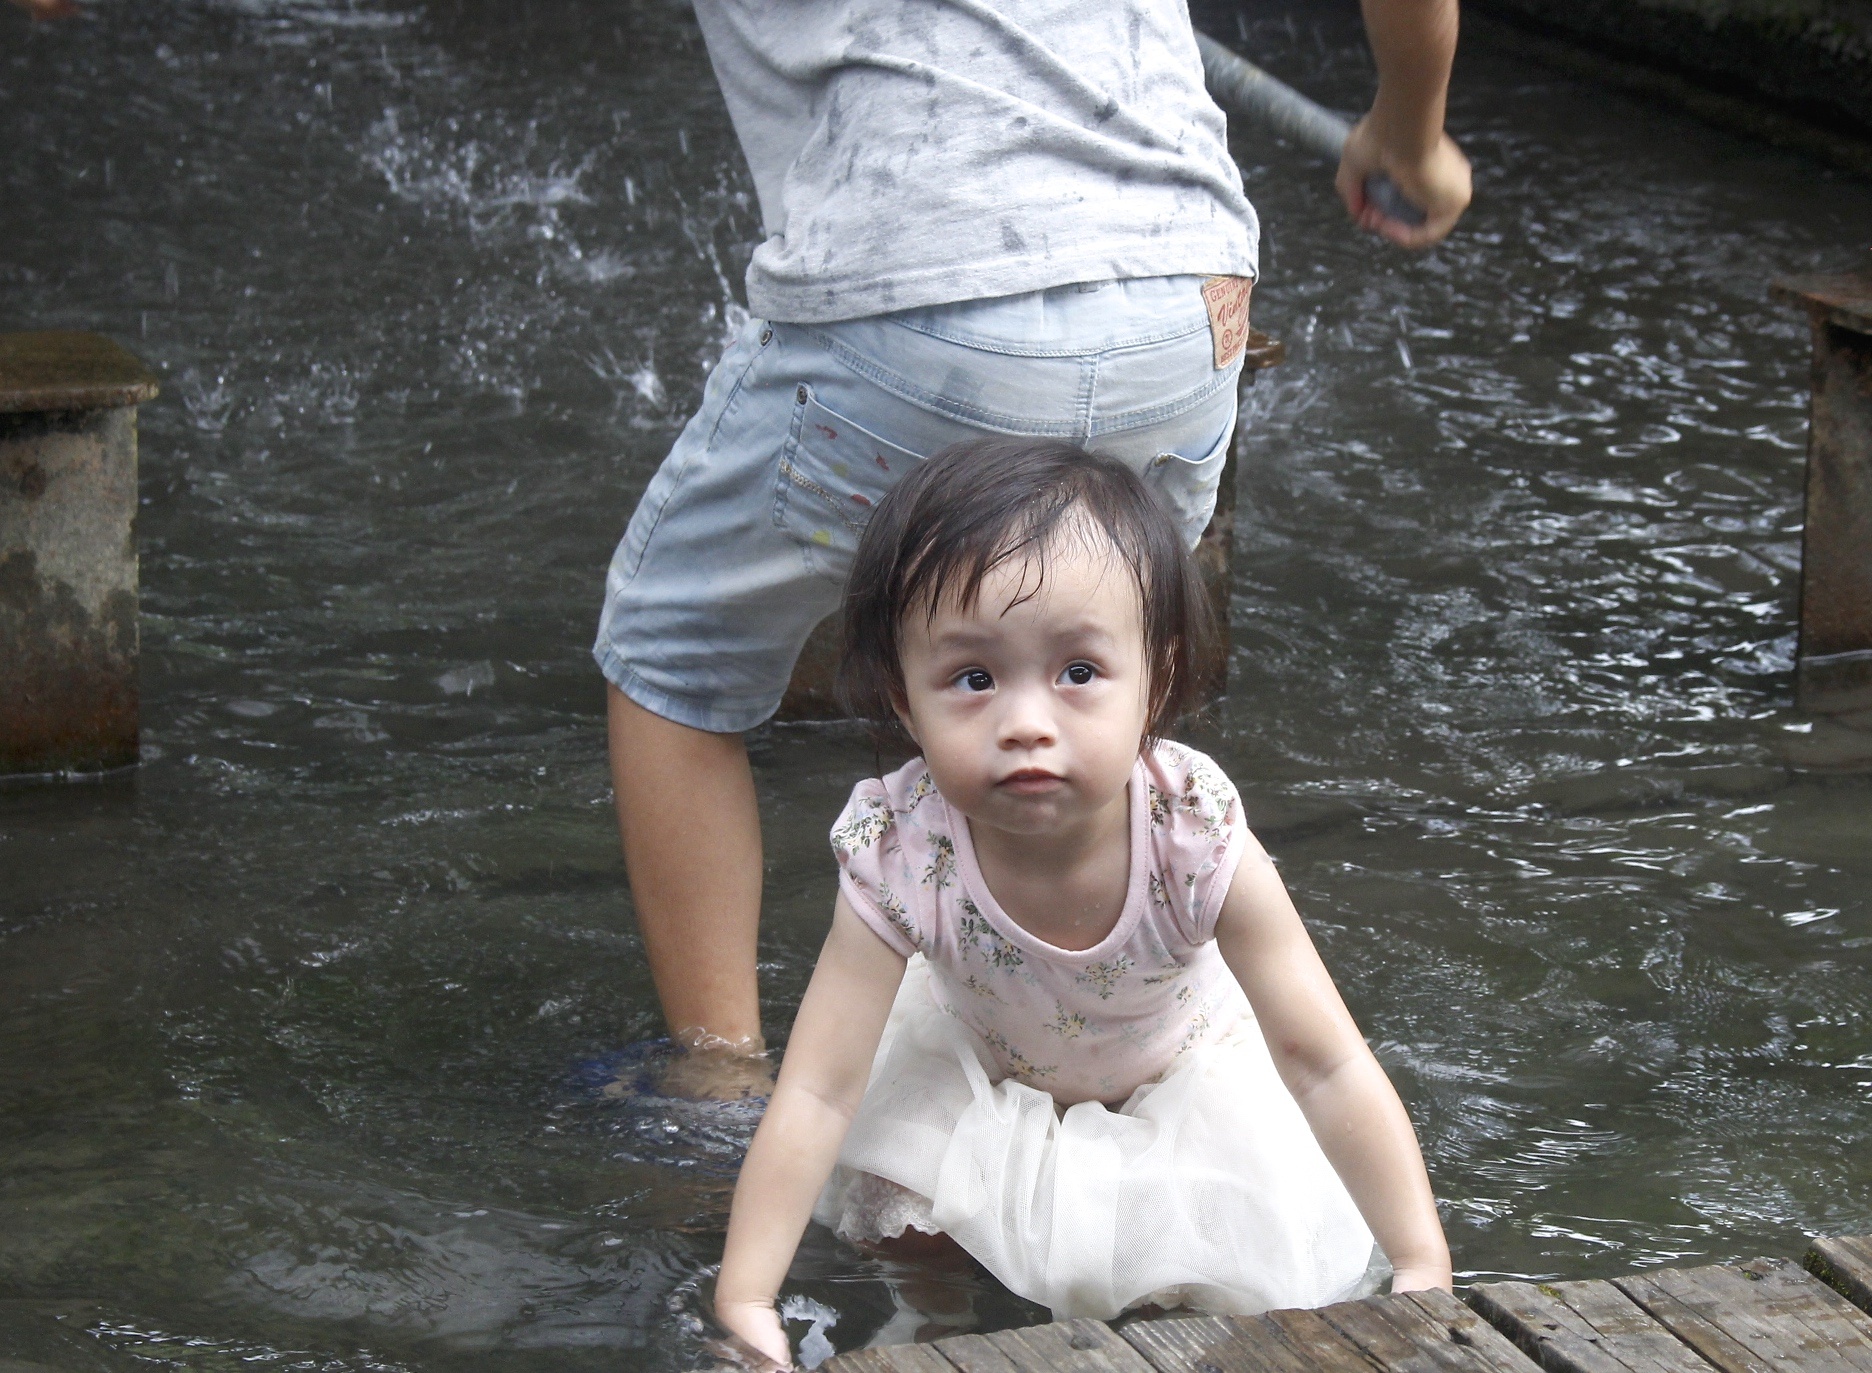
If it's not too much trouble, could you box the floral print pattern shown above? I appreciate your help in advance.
[873,882,919,951]
[983,1029,1055,1082]
[1046,1005,1087,1039]
[829,741,1259,1102]
[961,973,1003,1001]
[959,900,1024,969]
[1148,785,1172,828]
[1076,955,1134,1000]
[923,834,957,890]
[831,794,894,860]
[902,769,939,810]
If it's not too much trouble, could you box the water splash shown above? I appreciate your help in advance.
[435,662,495,697]
[180,369,237,432]
[363,109,595,225]
[88,1320,412,1373]
[779,1296,840,1370]
[212,0,415,30]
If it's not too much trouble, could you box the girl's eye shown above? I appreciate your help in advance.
[958,669,994,693]
[1060,662,1096,686]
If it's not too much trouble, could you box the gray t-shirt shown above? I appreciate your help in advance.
[692,0,1259,324]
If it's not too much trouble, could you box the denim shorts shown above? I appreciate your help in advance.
[593,275,1245,733]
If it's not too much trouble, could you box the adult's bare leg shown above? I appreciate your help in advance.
[607,683,773,1098]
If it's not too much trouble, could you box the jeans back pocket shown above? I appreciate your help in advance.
[774,384,924,573]
[1146,415,1237,548]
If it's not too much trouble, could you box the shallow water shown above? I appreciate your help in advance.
[2,0,1869,1367]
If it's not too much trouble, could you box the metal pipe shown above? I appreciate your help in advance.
[1193,31,1427,229]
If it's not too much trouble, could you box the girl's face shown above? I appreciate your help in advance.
[894,526,1151,839]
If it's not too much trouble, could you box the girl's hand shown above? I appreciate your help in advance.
[1214,857,1453,1310]
[1389,1263,1456,1294]
[715,898,905,1373]
[714,1299,794,1370]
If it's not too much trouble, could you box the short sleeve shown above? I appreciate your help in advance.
[1146,743,1264,944]
[829,778,926,958]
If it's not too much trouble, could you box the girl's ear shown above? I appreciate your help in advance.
[889,687,920,747]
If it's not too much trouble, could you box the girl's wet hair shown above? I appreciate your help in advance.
[836,436,1219,746]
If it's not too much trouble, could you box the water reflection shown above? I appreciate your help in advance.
[2,0,1869,1368]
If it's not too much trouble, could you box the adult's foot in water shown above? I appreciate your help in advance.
[656,1030,776,1101]
[565,1038,768,1173]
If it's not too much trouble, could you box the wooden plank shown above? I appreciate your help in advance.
[929,1331,1025,1373]
[1311,1289,1541,1373]
[1259,1306,1389,1373]
[1229,1313,1360,1373]
[1121,1315,1262,1373]
[1467,1277,1714,1373]
[1314,1297,1465,1373]
[1773,273,1872,337]
[1612,1267,1773,1373]
[832,1236,1872,1373]
[1404,1289,1547,1373]
[1119,1313,1313,1373]
[823,1345,961,1373]
[1616,1257,1872,1373]
[937,1319,1156,1373]
[1725,1256,1872,1364]
[1810,1237,1872,1318]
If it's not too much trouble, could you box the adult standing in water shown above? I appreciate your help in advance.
[594,0,1471,1095]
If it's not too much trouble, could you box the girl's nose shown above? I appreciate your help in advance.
[995,684,1058,750]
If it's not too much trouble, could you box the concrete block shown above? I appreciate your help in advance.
[0,332,158,776]
[1771,270,1872,714]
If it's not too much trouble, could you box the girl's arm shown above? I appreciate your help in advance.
[1214,858,1453,1292]
[716,895,908,1365]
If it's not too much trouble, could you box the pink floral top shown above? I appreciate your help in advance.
[831,740,1263,1105]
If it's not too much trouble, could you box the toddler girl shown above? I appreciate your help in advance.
[716,438,1450,1364]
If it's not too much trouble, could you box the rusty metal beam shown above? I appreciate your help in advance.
[773,329,1286,723]
[1770,270,1872,715]
[0,332,158,777]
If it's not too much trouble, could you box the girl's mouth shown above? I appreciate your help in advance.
[997,768,1064,795]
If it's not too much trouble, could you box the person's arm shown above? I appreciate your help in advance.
[1214,857,1452,1292]
[716,895,909,1365]
[1338,0,1472,248]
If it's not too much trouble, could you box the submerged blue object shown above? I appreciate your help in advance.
[568,1037,670,1099]
[565,1039,767,1175]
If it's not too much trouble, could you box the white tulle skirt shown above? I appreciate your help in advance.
[813,957,1383,1321]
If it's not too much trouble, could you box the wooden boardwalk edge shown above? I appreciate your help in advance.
[818,1233,1872,1373]
[1808,1234,1872,1315]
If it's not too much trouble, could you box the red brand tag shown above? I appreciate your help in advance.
[1201,275,1253,370]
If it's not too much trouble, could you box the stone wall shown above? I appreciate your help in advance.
[1468,0,1872,140]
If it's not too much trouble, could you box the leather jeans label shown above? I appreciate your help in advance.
[1201,274,1253,370]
